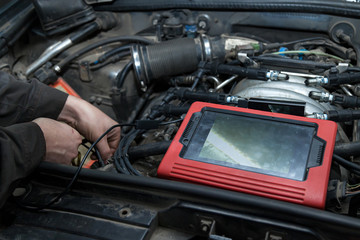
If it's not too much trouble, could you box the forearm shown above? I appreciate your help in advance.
[0,122,45,207]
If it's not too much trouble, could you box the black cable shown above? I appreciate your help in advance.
[90,51,130,70]
[114,117,183,175]
[54,36,153,73]
[15,123,132,211]
[190,62,207,91]
[94,147,105,167]
[263,37,331,51]
[333,154,360,175]
[114,129,143,175]
[114,129,134,174]
[159,118,183,125]
[81,140,105,167]
[347,67,360,72]
[116,60,133,88]
[122,130,143,176]
[128,141,171,160]
[98,44,134,63]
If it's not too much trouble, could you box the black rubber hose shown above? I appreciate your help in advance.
[253,56,335,71]
[94,0,360,18]
[205,62,270,81]
[116,60,133,88]
[90,51,130,70]
[333,154,360,175]
[98,44,133,63]
[334,142,360,158]
[69,22,100,44]
[327,109,360,122]
[54,36,153,73]
[128,141,171,160]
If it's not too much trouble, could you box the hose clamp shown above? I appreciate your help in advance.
[200,34,212,61]
[131,45,148,92]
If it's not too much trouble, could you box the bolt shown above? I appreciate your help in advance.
[198,20,207,29]
[201,225,209,232]
[54,65,61,73]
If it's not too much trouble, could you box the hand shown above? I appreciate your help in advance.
[33,118,82,165]
[57,95,121,160]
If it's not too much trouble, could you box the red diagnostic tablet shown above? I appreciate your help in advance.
[157,102,337,208]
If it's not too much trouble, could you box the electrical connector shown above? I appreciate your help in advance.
[309,91,334,103]
[327,180,346,206]
[266,70,288,81]
[135,120,161,129]
[305,76,329,86]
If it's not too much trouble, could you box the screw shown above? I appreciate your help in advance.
[54,65,61,73]
[198,20,207,29]
[201,225,209,232]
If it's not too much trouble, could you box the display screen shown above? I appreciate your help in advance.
[181,110,317,181]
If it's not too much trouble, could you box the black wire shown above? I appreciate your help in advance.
[116,61,133,88]
[159,118,183,125]
[94,147,105,167]
[98,44,134,63]
[114,129,134,174]
[190,67,206,91]
[114,128,141,175]
[114,118,184,175]
[333,154,360,175]
[90,51,130,70]
[122,130,143,176]
[264,37,330,50]
[347,67,360,72]
[81,140,105,167]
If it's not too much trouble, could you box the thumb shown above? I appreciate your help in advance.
[95,138,112,160]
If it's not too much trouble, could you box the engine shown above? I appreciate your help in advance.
[4,1,360,218]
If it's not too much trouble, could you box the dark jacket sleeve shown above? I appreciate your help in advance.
[0,71,69,207]
[0,122,46,207]
[0,71,68,127]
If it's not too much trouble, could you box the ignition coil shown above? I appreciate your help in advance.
[305,72,360,87]
[309,109,360,122]
[204,62,289,81]
[309,91,360,108]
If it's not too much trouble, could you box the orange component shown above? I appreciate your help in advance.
[50,77,80,98]
[83,160,97,169]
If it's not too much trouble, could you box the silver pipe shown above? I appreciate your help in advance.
[340,85,353,96]
[215,75,237,92]
[25,38,73,76]
[205,76,220,88]
[281,71,322,79]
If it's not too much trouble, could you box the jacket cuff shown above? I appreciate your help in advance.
[32,80,69,120]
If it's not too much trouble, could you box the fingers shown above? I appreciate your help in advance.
[95,138,112,160]
[33,118,83,165]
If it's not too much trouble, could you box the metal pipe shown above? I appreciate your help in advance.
[205,76,220,88]
[215,75,237,92]
[25,38,72,76]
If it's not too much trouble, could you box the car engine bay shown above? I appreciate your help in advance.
[2,0,360,239]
